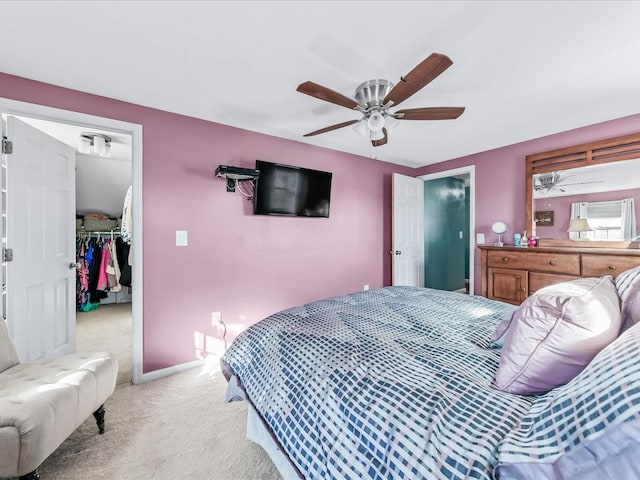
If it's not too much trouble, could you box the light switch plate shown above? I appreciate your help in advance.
[176,230,188,246]
[476,233,485,245]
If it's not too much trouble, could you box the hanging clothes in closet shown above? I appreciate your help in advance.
[76,232,127,311]
[119,184,133,286]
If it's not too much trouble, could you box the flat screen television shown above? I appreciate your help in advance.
[253,160,332,217]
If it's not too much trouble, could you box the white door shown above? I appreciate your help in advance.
[4,116,76,361]
[391,173,424,286]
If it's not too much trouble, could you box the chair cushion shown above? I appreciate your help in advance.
[0,352,118,477]
[492,276,621,395]
[0,317,19,373]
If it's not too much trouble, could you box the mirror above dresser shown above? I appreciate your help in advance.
[526,131,640,248]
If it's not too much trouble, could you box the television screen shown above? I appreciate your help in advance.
[253,160,332,217]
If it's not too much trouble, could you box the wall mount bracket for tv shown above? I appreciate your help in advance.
[215,165,260,192]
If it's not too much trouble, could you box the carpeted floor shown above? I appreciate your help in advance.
[37,363,282,480]
[76,302,133,386]
[13,303,281,479]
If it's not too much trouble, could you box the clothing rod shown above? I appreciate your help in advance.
[76,230,121,236]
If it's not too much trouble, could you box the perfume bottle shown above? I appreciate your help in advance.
[513,233,521,246]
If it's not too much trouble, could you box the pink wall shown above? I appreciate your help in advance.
[0,73,414,373]
[535,188,640,239]
[417,114,640,294]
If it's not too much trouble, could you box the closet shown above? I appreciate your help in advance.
[76,229,132,311]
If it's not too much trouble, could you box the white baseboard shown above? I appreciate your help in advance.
[136,358,204,384]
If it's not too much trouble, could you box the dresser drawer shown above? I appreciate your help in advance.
[487,250,580,275]
[528,272,581,294]
[581,254,640,278]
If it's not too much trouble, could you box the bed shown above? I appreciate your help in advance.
[221,285,640,479]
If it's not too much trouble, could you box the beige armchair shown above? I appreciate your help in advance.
[0,318,118,479]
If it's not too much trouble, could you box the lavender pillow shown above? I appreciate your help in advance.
[489,315,513,348]
[614,266,640,332]
[492,276,621,395]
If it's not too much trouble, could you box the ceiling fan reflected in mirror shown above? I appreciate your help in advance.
[296,53,465,147]
[534,171,604,193]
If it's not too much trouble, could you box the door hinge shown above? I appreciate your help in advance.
[3,248,13,262]
[2,137,13,155]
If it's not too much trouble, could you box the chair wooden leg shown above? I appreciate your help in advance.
[93,404,106,434]
[19,469,40,480]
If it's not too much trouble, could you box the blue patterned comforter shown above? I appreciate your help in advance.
[222,286,534,479]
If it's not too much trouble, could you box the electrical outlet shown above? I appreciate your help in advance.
[476,233,485,245]
[211,311,221,326]
[363,284,370,291]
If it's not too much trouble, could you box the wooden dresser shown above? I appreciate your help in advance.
[478,245,640,305]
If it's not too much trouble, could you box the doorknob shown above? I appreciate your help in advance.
[69,262,80,270]
[389,250,401,255]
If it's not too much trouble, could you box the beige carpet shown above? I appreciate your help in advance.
[37,364,283,480]
[76,303,133,386]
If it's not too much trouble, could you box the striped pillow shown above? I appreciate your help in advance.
[614,266,640,332]
[496,321,640,472]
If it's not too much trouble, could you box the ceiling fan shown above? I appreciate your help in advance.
[534,172,604,193]
[296,52,465,147]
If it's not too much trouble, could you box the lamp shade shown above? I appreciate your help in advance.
[567,218,593,233]
[369,129,385,141]
[352,119,369,137]
[93,135,106,155]
[367,111,385,132]
[78,136,92,154]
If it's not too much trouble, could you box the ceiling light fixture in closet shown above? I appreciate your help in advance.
[78,132,111,157]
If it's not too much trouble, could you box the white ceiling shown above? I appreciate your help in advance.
[3,1,640,167]
[16,117,132,163]
[14,116,132,217]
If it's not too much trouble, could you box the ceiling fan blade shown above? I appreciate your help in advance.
[371,128,388,147]
[394,107,465,121]
[297,81,359,109]
[556,181,605,187]
[383,53,453,107]
[303,119,359,137]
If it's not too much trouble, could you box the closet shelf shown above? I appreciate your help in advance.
[76,227,121,235]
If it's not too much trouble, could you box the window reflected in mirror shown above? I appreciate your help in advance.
[533,158,640,241]
[568,199,635,241]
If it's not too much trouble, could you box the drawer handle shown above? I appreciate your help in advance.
[608,265,616,270]
[502,257,509,263]
[549,260,556,266]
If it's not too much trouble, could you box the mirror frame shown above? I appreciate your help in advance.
[526,131,640,248]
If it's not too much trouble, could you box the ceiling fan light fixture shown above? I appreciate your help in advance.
[369,129,385,141]
[353,118,369,137]
[296,52,464,146]
[367,111,385,132]
[384,114,399,130]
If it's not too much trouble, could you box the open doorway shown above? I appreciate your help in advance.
[0,97,143,384]
[419,166,475,295]
[15,116,133,384]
